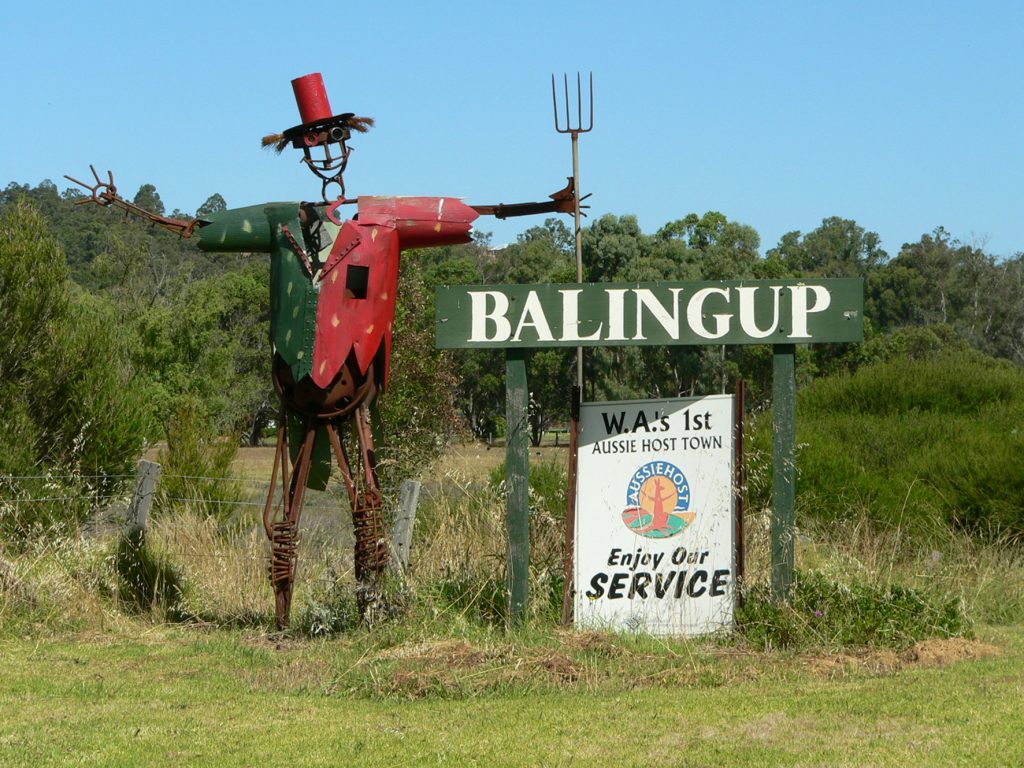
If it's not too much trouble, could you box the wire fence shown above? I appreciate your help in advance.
[0,471,360,527]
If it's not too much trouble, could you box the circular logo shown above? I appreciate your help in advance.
[621,461,694,539]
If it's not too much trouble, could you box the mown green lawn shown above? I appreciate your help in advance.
[2,624,1022,767]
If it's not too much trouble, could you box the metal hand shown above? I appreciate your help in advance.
[64,165,199,238]
[64,165,120,207]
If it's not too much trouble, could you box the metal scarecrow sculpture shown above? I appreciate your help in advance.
[69,73,578,628]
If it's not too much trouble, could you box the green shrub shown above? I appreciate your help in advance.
[156,401,241,524]
[749,350,1024,536]
[0,200,149,543]
[295,580,360,637]
[738,570,970,650]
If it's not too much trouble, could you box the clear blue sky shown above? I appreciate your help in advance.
[4,1,1022,256]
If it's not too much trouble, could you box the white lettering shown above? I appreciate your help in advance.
[687,287,731,339]
[788,285,831,339]
[634,288,684,340]
[560,289,603,341]
[606,289,629,341]
[468,291,512,342]
[737,286,782,339]
[511,291,555,342]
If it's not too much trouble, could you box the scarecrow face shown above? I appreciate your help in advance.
[301,124,351,174]
[260,74,374,200]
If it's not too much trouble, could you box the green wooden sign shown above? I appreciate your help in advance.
[436,279,863,348]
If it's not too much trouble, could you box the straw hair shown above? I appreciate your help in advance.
[261,116,375,153]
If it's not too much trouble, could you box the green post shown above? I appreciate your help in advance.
[771,344,797,602]
[505,349,530,624]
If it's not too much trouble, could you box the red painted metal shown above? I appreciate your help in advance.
[311,196,480,390]
[292,73,333,125]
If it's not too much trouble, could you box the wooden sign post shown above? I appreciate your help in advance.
[437,279,864,614]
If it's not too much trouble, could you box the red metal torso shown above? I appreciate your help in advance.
[311,195,479,389]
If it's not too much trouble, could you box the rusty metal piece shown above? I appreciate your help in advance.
[63,165,200,238]
[470,178,588,220]
[327,406,389,620]
[263,413,318,628]
[552,72,595,399]
[555,73,594,629]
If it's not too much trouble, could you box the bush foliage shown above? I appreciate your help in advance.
[0,200,150,542]
[749,348,1024,536]
[738,569,969,650]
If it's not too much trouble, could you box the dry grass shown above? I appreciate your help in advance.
[4,444,1022,645]
[743,501,1024,625]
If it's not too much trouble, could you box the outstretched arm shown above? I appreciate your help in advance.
[470,178,588,220]
[65,166,276,253]
[64,166,200,238]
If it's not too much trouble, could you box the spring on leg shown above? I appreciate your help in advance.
[269,520,298,587]
[351,491,388,581]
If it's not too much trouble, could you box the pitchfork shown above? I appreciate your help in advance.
[551,72,593,379]
[553,72,594,627]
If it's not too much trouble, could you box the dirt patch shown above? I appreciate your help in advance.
[531,650,582,683]
[557,629,628,658]
[804,637,1001,678]
[372,639,491,667]
[900,637,1001,667]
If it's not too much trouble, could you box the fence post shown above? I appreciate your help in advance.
[771,345,796,602]
[126,460,161,536]
[391,479,421,569]
[505,349,530,625]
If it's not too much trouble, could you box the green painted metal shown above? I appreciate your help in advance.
[197,202,321,384]
[197,201,333,488]
[266,205,319,383]
[195,204,274,252]
[436,279,864,349]
[771,344,797,602]
[505,349,530,625]
[286,415,332,491]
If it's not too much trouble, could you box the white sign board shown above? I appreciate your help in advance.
[574,395,735,636]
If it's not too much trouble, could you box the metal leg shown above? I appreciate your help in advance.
[264,416,317,629]
[352,405,389,621]
[325,414,389,622]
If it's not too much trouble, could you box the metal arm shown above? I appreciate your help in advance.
[470,177,590,220]
[64,166,200,238]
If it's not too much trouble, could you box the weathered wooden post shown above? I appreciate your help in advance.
[117,459,164,609]
[390,479,421,570]
[126,460,161,536]
[505,349,531,624]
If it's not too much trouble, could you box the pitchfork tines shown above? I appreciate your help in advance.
[552,72,594,135]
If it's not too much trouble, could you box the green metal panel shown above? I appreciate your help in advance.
[195,204,275,253]
[505,349,530,625]
[266,204,318,382]
[286,415,331,492]
[771,345,797,602]
[436,279,864,348]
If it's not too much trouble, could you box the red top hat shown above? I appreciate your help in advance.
[262,72,373,153]
[292,73,334,124]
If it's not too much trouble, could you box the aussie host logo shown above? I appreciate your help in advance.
[621,461,694,539]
